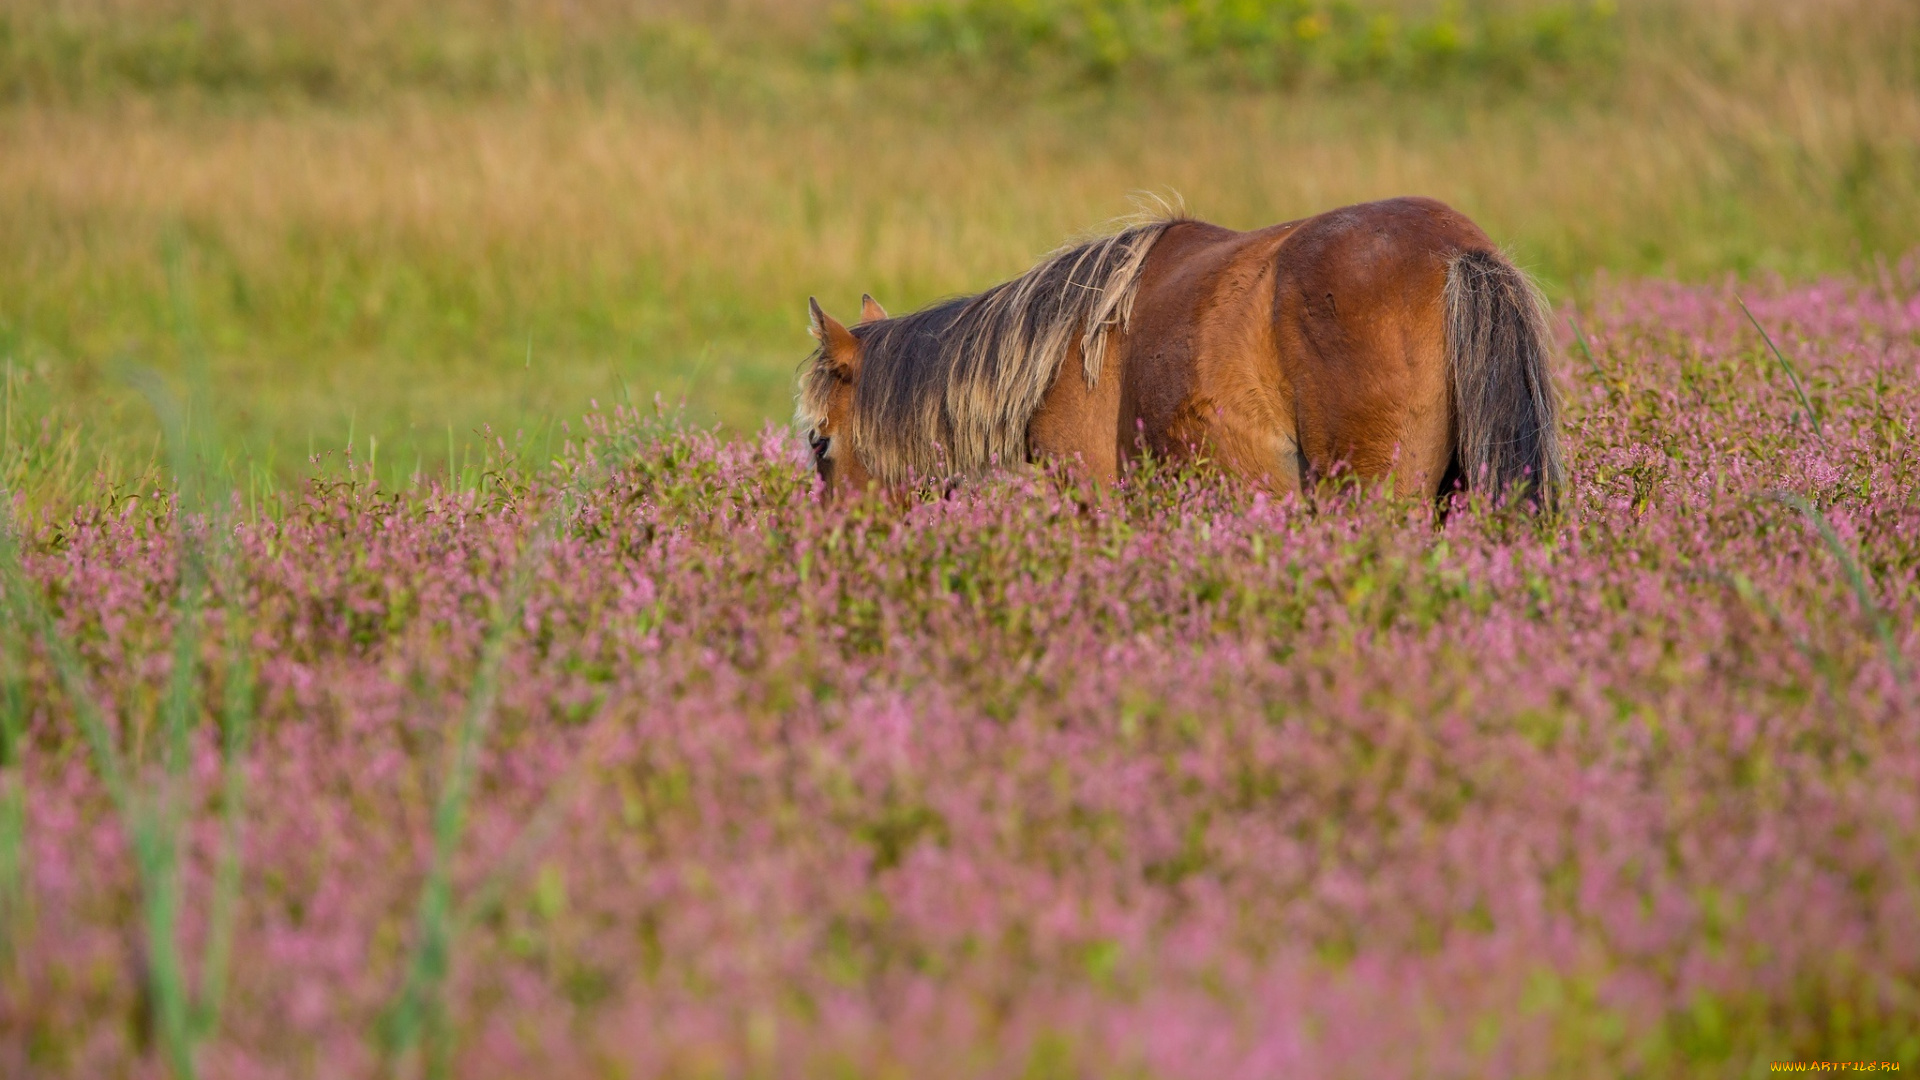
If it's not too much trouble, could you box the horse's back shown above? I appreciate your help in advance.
[1027,217,1261,479]
[1113,219,1294,480]
[1108,197,1492,493]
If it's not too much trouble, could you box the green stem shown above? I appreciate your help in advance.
[0,508,202,1074]
[0,594,29,964]
[131,808,195,1079]
[192,592,255,1042]
[1569,315,1607,390]
[1736,295,1824,442]
[1771,492,1905,687]
[380,515,557,1076]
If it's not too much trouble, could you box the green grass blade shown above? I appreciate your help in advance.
[377,451,601,1075]
[0,501,201,1073]
[1569,315,1607,390]
[190,576,255,1043]
[379,512,559,1076]
[0,576,30,965]
[156,231,261,1066]
[131,810,195,1079]
[1737,296,1824,442]
[1770,491,1905,688]
[0,509,131,809]
[116,282,216,1076]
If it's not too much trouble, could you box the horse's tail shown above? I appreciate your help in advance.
[1443,249,1564,512]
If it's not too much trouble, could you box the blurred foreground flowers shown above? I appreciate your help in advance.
[4,267,1920,1076]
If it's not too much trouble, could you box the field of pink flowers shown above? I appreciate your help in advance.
[4,267,1920,1078]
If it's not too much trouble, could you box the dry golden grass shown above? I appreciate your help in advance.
[0,0,1916,512]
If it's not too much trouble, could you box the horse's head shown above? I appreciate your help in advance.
[799,294,887,500]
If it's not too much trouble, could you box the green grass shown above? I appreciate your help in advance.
[0,347,257,1078]
[0,0,1917,519]
[833,0,1623,88]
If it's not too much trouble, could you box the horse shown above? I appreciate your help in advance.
[797,197,1563,511]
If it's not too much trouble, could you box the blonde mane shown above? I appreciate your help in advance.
[797,220,1173,483]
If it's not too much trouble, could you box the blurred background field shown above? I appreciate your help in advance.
[1,0,1917,515]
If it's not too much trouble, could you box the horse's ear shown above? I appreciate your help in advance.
[808,297,861,378]
[859,293,888,323]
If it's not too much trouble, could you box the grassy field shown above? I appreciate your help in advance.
[5,269,1920,1077]
[1,0,1917,516]
[5,3,1920,1076]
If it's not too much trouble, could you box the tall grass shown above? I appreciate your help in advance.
[0,0,1916,518]
[0,251,258,1078]
[378,484,569,1077]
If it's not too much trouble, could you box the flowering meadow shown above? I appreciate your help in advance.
[4,266,1920,1079]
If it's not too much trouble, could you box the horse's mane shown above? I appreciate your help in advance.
[797,219,1175,483]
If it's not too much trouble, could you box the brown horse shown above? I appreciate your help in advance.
[797,197,1562,510]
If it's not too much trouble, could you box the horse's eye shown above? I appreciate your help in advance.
[810,434,831,462]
